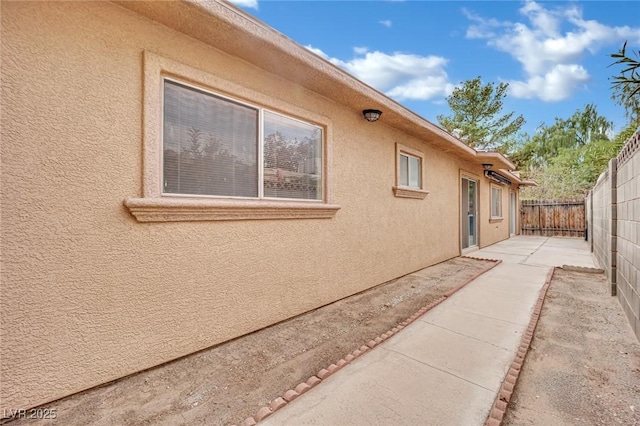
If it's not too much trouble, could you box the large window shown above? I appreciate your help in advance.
[162,80,322,201]
[491,185,502,218]
[125,52,339,222]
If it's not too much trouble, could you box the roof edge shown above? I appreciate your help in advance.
[114,0,515,169]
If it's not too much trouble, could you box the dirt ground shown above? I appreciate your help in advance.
[504,268,640,425]
[6,257,494,426]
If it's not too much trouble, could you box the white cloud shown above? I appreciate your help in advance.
[305,45,331,60]
[463,8,512,39]
[508,64,590,101]
[464,0,640,101]
[519,1,561,36]
[228,0,258,9]
[354,46,369,55]
[379,20,393,28]
[305,45,453,101]
[387,77,455,100]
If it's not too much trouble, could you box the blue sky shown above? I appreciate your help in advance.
[229,0,640,137]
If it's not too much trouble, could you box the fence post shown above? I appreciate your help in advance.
[610,157,618,296]
[537,200,542,236]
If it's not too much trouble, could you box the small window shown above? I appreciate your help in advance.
[393,143,429,199]
[399,153,421,189]
[491,185,502,218]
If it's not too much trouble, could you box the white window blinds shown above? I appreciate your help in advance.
[163,80,259,197]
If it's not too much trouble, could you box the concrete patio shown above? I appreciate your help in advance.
[261,236,598,425]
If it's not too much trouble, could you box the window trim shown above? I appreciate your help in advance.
[124,51,339,222]
[393,143,429,199]
[490,184,503,220]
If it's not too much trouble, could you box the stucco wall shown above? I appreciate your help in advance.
[615,142,640,340]
[479,182,515,247]
[1,1,513,409]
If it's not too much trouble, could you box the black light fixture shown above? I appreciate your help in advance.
[482,163,493,170]
[363,109,382,122]
[485,170,512,185]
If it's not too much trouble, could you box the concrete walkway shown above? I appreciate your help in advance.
[262,236,597,426]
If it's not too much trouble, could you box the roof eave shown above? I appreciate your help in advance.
[114,0,513,168]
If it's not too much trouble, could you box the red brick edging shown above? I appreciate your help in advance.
[484,266,557,426]
[238,256,502,425]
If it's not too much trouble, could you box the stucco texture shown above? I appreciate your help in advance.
[1,1,514,409]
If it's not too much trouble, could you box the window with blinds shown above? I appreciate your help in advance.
[162,80,323,201]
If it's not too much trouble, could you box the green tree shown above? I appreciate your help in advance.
[520,122,633,200]
[609,41,640,121]
[512,104,613,170]
[514,45,640,200]
[437,76,525,151]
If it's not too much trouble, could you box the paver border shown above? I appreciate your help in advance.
[484,264,610,425]
[239,256,503,425]
[484,266,556,426]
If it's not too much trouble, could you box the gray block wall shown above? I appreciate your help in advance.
[590,169,612,283]
[616,144,640,339]
[589,130,640,341]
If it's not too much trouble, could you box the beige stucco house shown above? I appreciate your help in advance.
[1,0,535,411]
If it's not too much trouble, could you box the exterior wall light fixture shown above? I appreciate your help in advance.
[363,109,382,122]
[482,163,493,170]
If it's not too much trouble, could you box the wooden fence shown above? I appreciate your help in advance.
[521,199,586,237]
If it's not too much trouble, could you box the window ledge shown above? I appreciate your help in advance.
[124,197,341,222]
[393,186,430,199]
[490,217,504,223]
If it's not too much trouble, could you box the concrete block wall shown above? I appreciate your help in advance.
[590,170,612,283]
[589,130,640,341]
[615,139,640,339]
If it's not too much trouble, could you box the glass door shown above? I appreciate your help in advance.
[461,178,478,249]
